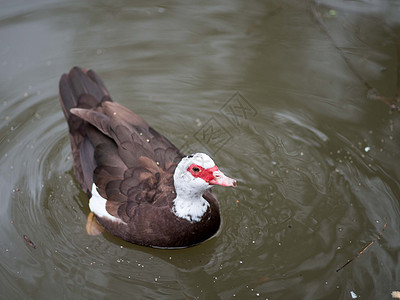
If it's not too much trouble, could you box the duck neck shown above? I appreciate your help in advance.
[172,186,209,223]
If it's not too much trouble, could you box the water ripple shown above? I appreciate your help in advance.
[1,0,400,298]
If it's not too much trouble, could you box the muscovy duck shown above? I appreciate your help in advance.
[59,67,236,248]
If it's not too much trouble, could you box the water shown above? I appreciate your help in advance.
[1,0,400,298]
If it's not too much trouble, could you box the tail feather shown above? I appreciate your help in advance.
[68,67,108,103]
[59,66,111,195]
[86,69,109,96]
[59,73,76,119]
[59,66,110,120]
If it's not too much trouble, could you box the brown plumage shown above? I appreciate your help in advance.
[59,67,221,248]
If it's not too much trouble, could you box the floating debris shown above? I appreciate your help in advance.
[23,235,36,249]
[350,290,358,298]
[336,218,387,272]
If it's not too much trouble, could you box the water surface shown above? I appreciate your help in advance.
[1,0,400,299]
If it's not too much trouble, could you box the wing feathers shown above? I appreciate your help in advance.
[60,67,184,225]
[94,143,126,170]
[79,138,96,192]
[105,180,126,201]
[70,108,112,138]
[102,101,149,128]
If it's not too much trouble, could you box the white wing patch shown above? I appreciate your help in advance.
[89,183,126,224]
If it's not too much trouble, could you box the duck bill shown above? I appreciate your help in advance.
[209,171,237,187]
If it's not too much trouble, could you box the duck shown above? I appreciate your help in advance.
[59,67,236,248]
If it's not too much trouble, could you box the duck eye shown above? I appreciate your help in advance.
[192,167,200,173]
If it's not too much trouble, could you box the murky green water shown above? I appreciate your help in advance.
[1,0,399,299]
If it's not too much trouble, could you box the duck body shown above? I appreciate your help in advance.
[59,67,234,248]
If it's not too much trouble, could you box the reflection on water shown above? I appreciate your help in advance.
[1,0,399,298]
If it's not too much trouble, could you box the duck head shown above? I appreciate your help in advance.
[173,153,236,196]
[172,153,236,222]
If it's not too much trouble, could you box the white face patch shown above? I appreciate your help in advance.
[173,153,216,189]
[89,183,126,224]
[171,153,215,222]
[184,153,215,169]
